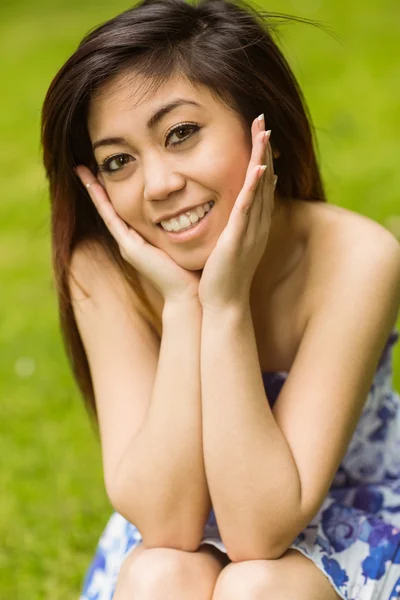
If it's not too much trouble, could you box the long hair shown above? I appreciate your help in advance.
[41,0,328,428]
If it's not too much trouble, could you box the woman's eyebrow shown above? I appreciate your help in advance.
[92,98,201,151]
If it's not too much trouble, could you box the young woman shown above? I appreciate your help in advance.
[41,0,400,598]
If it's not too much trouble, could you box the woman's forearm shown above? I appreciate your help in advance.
[113,299,210,551]
[200,304,301,561]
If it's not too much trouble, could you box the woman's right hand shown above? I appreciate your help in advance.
[75,166,201,305]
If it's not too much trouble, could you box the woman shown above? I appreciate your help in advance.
[41,0,400,598]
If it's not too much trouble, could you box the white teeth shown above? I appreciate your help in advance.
[195,205,205,219]
[188,212,200,224]
[160,201,214,232]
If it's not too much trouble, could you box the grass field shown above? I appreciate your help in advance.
[1,0,399,598]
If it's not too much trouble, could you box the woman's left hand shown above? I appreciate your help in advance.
[198,115,277,311]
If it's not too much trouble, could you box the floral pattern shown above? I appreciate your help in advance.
[80,329,400,600]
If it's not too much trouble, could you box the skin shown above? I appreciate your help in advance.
[87,71,303,308]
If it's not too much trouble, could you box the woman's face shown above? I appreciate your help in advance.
[87,71,255,271]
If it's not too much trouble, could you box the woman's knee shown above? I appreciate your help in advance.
[114,543,227,599]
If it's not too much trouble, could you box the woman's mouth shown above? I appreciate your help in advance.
[157,201,215,243]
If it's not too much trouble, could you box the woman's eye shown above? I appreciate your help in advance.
[100,154,132,173]
[98,123,199,174]
[167,123,199,146]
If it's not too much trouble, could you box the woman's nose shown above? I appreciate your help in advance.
[142,154,186,201]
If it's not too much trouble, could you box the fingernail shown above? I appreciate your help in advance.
[257,113,265,128]
[265,129,272,139]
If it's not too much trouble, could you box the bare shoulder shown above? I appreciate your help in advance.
[69,238,142,308]
[310,201,400,245]
[69,238,121,290]
[304,201,400,309]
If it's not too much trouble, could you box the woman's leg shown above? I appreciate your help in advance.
[113,541,231,600]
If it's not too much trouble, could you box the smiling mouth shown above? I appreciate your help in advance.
[154,201,215,243]
[157,201,215,232]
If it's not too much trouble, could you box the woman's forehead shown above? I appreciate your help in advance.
[91,72,208,113]
[87,72,229,135]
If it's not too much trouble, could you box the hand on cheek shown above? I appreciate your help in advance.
[96,172,106,190]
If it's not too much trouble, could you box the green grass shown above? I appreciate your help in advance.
[1,0,399,597]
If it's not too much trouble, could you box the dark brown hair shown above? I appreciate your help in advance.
[41,0,328,428]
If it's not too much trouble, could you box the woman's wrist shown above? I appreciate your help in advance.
[162,295,202,318]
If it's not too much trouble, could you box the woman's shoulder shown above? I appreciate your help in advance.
[301,200,399,274]
[301,199,400,314]
[68,237,141,305]
[305,200,398,246]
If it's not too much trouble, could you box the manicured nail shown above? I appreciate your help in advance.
[265,129,272,139]
[259,164,267,175]
[257,113,265,129]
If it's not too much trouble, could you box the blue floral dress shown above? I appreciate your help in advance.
[80,328,400,600]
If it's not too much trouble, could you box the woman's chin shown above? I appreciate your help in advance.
[165,247,211,272]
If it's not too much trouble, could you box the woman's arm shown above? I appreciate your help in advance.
[196,119,300,561]
[69,242,210,553]
[200,228,400,563]
[200,304,301,561]
[111,299,210,552]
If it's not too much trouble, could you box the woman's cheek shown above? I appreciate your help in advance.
[99,179,128,217]
[94,175,124,213]
[109,185,145,229]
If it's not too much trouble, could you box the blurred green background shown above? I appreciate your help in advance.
[1,0,399,598]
